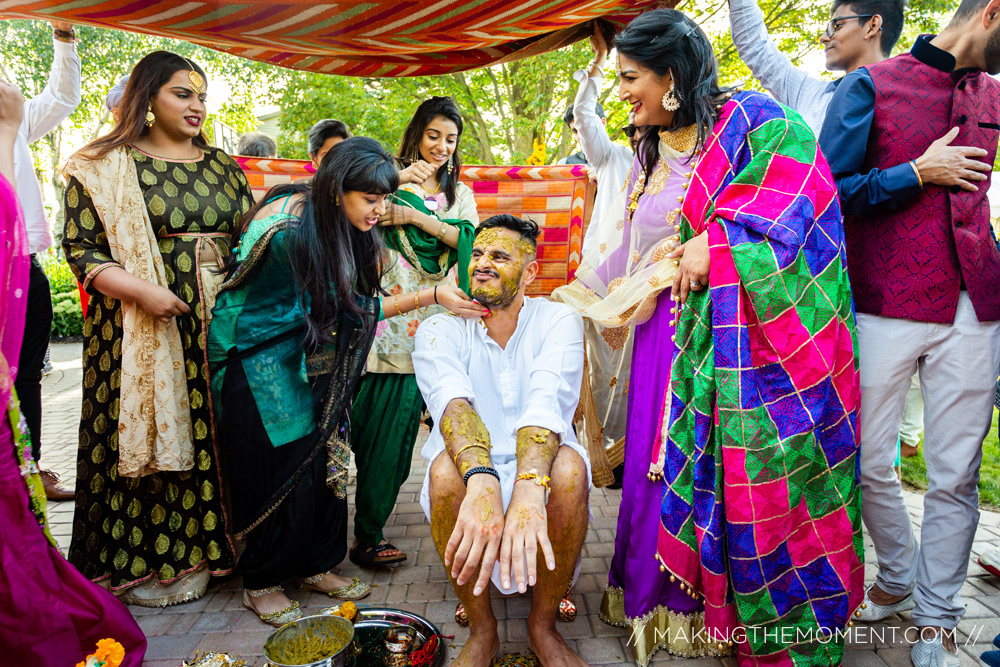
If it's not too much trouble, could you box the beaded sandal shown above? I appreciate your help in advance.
[242,586,302,627]
[299,572,371,600]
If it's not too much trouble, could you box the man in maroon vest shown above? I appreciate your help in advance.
[820,1,1000,665]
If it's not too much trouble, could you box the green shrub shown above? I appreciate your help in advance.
[40,251,84,338]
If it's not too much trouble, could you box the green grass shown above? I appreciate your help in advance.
[900,408,1000,510]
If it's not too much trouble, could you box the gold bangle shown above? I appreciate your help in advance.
[453,443,490,464]
[910,160,923,189]
[435,221,449,240]
[415,291,420,310]
[393,294,400,315]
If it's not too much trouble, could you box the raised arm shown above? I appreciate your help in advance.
[727,0,822,113]
[23,23,81,144]
[574,26,617,170]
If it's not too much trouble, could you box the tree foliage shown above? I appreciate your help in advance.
[0,0,966,174]
[0,19,278,234]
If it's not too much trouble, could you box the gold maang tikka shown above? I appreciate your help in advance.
[183,59,206,93]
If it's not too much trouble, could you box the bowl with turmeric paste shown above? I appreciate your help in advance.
[264,614,355,667]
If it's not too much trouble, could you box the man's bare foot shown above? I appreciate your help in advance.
[527,620,588,667]
[246,588,295,616]
[868,582,908,606]
[900,440,919,458]
[452,625,500,667]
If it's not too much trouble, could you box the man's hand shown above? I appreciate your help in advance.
[914,127,991,192]
[589,21,609,70]
[584,165,598,187]
[445,474,504,596]
[499,482,555,593]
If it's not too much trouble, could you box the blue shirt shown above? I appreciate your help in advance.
[818,35,964,216]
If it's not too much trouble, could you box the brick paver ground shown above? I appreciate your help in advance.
[39,342,1000,666]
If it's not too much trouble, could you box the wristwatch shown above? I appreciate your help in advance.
[53,29,76,41]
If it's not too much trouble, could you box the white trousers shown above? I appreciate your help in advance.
[857,293,1000,628]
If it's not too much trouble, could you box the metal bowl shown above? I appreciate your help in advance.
[264,614,356,667]
[314,606,446,667]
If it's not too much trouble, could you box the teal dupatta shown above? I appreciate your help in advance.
[384,188,475,293]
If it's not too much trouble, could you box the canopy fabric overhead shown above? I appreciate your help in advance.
[0,0,662,76]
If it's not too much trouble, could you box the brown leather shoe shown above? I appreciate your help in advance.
[39,470,74,500]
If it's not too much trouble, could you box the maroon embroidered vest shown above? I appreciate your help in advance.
[845,53,1000,323]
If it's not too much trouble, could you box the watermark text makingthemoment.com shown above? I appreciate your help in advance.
[628,624,987,647]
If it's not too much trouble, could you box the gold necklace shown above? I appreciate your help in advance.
[421,179,443,195]
[130,143,203,162]
[658,124,698,153]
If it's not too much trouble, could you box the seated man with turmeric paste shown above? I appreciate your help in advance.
[413,214,589,667]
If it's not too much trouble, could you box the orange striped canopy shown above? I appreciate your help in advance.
[235,157,592,295]
[1,0,660,76]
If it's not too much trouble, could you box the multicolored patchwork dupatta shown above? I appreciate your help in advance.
[658,92,864,667]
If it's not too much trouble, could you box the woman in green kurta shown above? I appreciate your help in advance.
[208,137,485,626]
[349,96,479,568]
[61,52,251,607]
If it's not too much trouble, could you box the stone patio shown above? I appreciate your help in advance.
[39,342,1000,666]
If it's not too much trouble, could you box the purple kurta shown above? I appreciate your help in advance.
[597,152,722,665]
[607,289,696,620]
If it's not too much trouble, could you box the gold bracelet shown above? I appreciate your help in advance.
[435,221,449,240]
[453,443,490,465]
[415,291,420,310]
[910,160,924,189]
[393,294,400,315]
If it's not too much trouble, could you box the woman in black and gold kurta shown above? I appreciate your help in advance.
[61,51,251,607]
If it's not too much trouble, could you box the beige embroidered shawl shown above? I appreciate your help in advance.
[62,146,194,477]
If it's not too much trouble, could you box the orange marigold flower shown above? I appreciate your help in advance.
[94,638,125,667]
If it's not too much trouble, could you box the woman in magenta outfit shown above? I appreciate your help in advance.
[0,81,146,667]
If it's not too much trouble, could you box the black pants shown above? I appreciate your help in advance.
[16,256,53,462]
[218,362,347,590]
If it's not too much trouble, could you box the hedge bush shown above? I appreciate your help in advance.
[40,252,84,338]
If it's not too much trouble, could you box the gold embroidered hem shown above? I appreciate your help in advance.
[599,586,732,666]
[607,436,625,469]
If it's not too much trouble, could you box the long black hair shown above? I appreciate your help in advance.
[398,96,464,210]
[229,136,399,347]
[615,10,736,181]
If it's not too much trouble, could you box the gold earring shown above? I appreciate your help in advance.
[662,82,680,112]
[145,104,155,127]
[447,154,454,174]
[410,147,420,164]
[335,194,341,206]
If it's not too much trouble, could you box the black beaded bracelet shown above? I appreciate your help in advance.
[463,466,499,486]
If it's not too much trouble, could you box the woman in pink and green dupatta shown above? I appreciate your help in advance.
[0,81,145,667]
[614,10,864,667]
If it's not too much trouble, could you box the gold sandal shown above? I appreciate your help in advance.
[242,587,302,627]
[299,573,370,600]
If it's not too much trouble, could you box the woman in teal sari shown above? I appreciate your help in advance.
[349,96,479,568]
[208,137,485,626]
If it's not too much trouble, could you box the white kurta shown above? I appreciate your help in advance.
[413,297,588,594]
